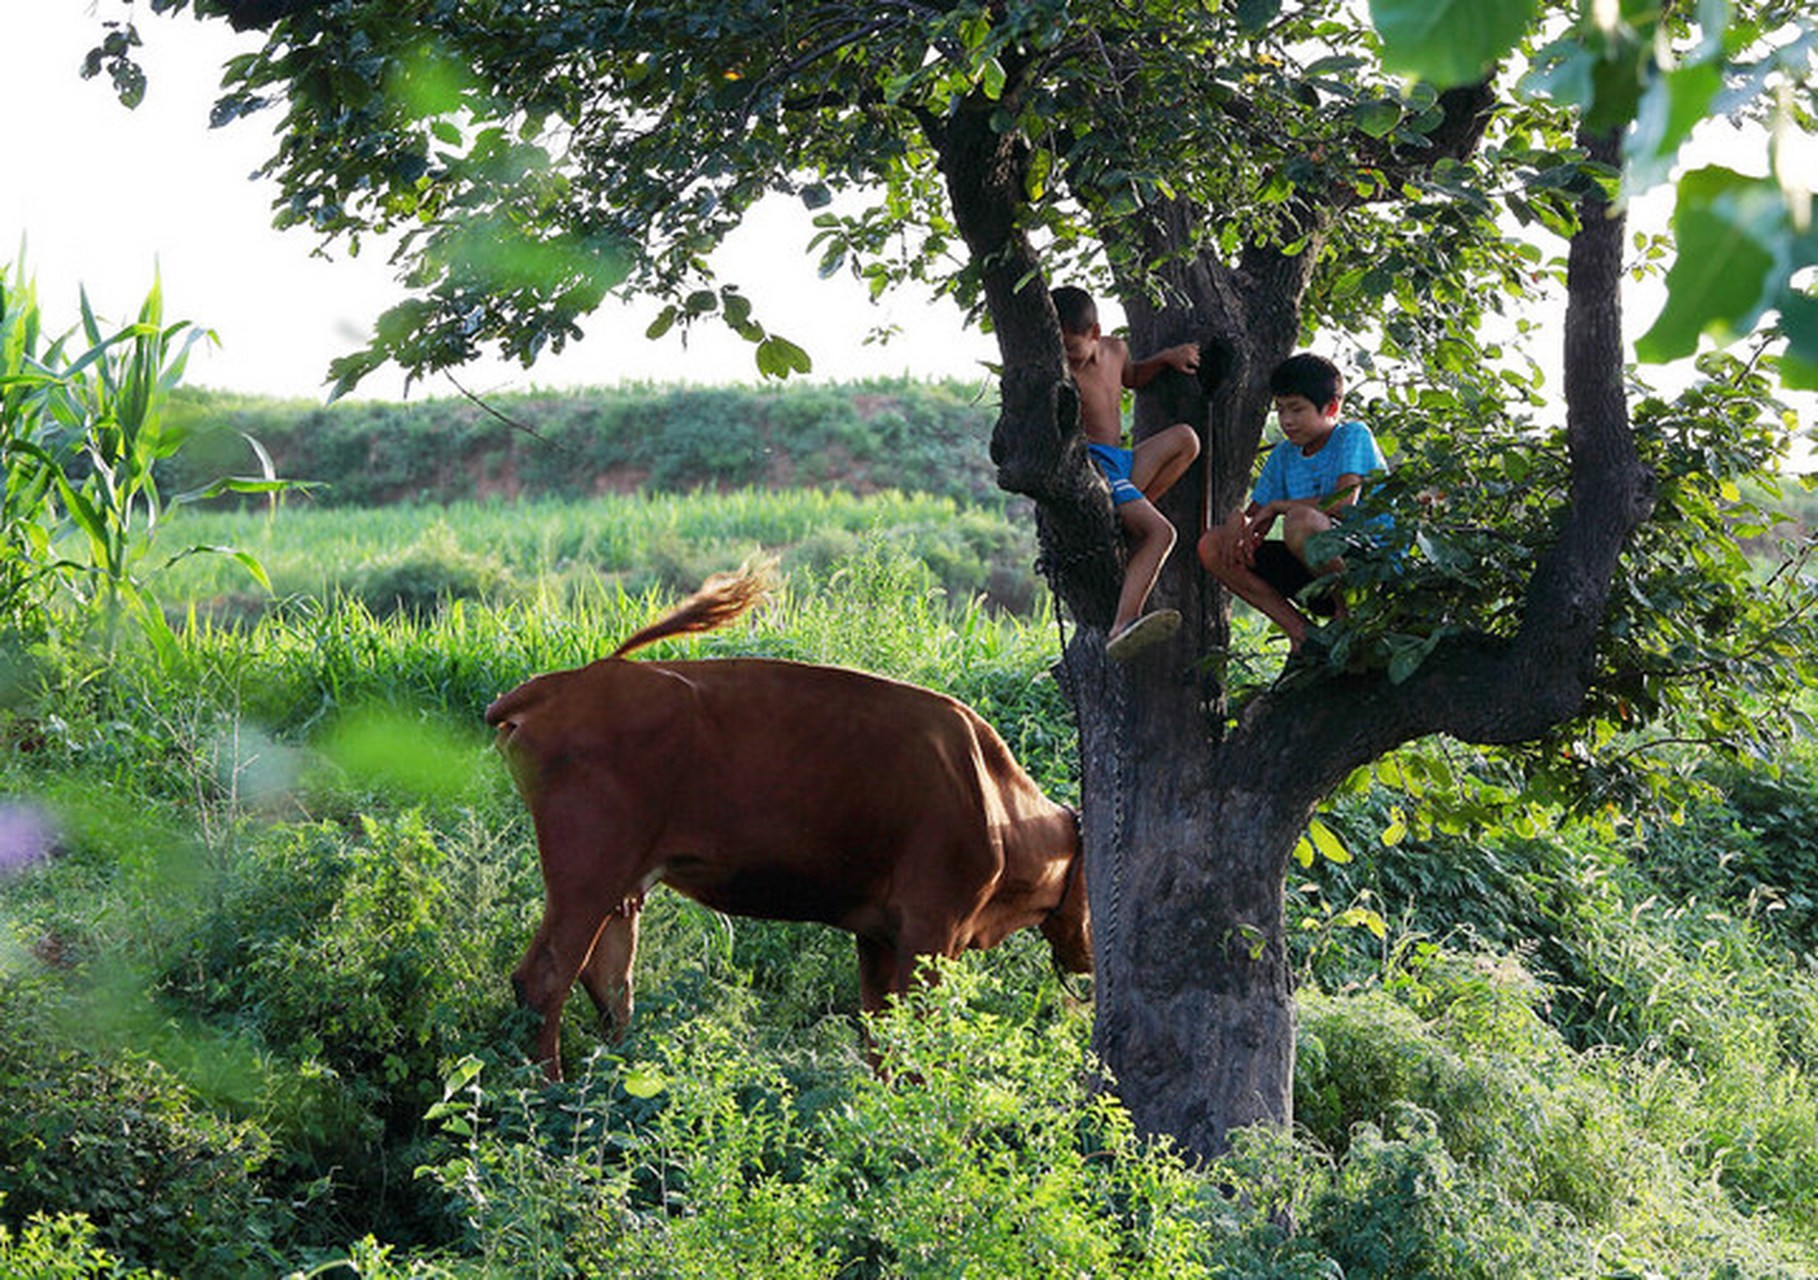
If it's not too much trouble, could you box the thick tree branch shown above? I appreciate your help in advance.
[926,84,1123,630]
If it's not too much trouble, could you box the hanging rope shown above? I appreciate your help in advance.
[1035,534,1132,1018]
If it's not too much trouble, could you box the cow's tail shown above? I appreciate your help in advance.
[609,557,777,659]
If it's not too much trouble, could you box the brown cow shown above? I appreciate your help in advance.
[486,567,1091,1078]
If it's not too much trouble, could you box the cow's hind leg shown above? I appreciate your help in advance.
[513,907,615,1081]
[512,788,651,1081]
[578,895,642,1039]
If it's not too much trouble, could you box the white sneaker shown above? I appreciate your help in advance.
[1106,609,1181,661]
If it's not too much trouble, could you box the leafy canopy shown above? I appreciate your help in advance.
[1371,0,1816,387]
[81,1,1815,398]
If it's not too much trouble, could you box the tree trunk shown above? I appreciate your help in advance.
[937,89,1335,1146]
[1068,213,1327,1148]
[1068,637,1310,1148]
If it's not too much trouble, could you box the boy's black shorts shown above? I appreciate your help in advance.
[1254,541,1339,617]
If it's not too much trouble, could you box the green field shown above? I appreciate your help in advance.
[159,487,1044,625]
[2,487,1816,1277]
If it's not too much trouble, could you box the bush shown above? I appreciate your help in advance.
[415,962,1287,1279]
[0,1044,283,1277]
[347,523,512,620]
[1304,1105,1585,1280]
[0,1206,172,1279]
[1639,753,1818,955]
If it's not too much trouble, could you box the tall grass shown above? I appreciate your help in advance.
[1,262,286,657]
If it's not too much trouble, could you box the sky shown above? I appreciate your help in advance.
[6,1,1000,402]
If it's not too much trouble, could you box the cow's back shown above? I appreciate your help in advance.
[646,659,1003,930]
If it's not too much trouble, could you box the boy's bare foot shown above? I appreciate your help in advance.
[1106,609,1181,661]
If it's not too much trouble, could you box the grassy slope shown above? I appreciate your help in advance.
[162,379,1009,509]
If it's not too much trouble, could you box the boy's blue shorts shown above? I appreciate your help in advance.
[1088,443,1143,506]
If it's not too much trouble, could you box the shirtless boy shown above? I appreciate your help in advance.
[1052,285,1202,661]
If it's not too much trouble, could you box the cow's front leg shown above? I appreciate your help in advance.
[579,894,642,1038]
[853,935,903,1075]
[855,934,903,1013]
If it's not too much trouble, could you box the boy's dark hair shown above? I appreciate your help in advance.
[1051,286,1098,335]
[1269,353,1344,409]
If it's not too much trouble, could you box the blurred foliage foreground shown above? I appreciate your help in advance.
[0,545,1817,1278]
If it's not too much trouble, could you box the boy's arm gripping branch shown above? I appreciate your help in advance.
[1254,474,1367,523]
[1123,342,1201,389]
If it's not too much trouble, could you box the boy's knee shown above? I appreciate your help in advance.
[1282,505,1330,544]
[1197,526,1231,577]
[1122,501,1175,551]
[1287,501,1330,538]
[1166,423,1201,462]
[1137,514,1177,555]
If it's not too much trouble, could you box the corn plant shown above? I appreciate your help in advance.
[0,261,289,656]
[0,268,55,621]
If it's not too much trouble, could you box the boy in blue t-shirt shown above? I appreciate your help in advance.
[1197,353,1386,651]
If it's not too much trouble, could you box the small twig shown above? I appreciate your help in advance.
[444,372,572,454]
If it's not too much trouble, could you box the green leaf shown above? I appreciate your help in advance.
[1521,37,1598,110]
[322,706,484,803]
[979,57,1007,101]
[1368,0,1541,87]
[1627,60,1723,191]
[1024,148,1053,203]
[172,476,307,504]
[1236,0,1282,33]
[217,546,274,592]
[443,1054,484,1095]
[1334,906,1389,939]
[1381,808,1408,846]
[622,1064,667,1099]
[721,290,762,341]
[157,543,274,591]
[1292,834,1315,868]
[1353,100,1403,139]
[1309,818,1351,864]
[1777,291,1818,391]
[1635,168,1783,363]
[1386,631,1443,684]
[130,587,181,669]
[755,334,812,379]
